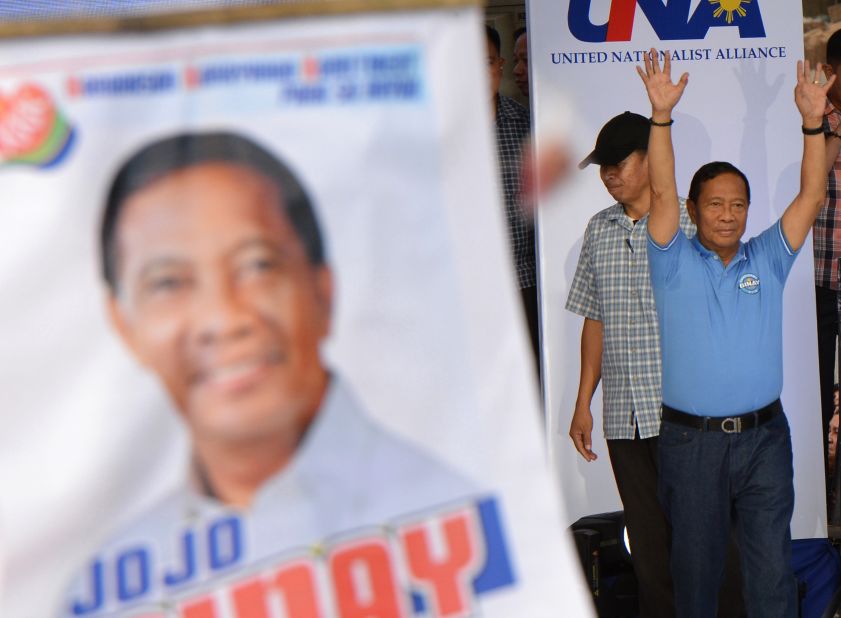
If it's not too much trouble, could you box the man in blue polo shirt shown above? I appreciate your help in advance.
[637,49,834,617]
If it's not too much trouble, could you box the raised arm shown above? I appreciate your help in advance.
[636,49,689,245]
[782,60,836,251]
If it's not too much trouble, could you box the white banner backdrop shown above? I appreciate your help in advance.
[533,0,826,539]
[0,7,593,617]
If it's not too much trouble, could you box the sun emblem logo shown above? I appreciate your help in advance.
[709,0,751,24]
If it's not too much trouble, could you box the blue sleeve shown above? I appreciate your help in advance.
[747,218,798,283]
[647,227,687,288]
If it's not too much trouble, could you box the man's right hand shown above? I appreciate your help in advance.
[569,405,597,461]
[636,48,688,118]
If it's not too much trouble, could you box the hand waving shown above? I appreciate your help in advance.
[636,48,689,116]
[795,59,835,125]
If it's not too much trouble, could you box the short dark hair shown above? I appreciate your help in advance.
[513,27,526,41]
[485,25,501,55]
[688,161,751,206]
[828,29,841,67]
[101,132,324,291]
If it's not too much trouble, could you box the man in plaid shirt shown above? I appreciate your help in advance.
[816,30,841,484]
[486,26,538,367]
[566,112,742,617]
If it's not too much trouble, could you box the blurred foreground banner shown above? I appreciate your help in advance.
[0,4,592,616]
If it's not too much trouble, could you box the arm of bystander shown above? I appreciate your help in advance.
[569,317,602,462]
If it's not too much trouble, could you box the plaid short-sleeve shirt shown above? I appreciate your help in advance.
[815,101,841,290]
[495,95,535,289]
[565,200,695,440]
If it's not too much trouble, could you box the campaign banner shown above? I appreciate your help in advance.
[0,6,593,616]
[532,0,826,539]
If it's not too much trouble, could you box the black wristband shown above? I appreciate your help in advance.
[802,125,824,135]
[650,117,674,127]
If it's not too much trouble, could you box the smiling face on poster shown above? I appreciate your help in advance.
[0,5,592,618]
[102,138,334,457]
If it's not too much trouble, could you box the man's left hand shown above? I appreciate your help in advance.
[795,59,835,125]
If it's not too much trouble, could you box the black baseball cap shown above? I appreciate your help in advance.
[578,111,650,169]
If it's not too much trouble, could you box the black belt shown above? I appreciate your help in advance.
[661,399,783,433]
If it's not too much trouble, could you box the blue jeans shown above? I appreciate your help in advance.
[658,412,795,618]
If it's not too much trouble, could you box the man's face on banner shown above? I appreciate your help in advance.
[108,163,332,445]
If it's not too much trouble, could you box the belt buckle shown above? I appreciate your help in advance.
[721,417,741,434]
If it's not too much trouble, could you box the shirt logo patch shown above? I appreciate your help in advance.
[739,273,760,294]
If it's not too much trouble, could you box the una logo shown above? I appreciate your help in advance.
[569,0,766,42]
[739,273,760,294]
[0,83,75,169]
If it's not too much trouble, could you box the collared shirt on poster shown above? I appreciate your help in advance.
[495,94,535,289]
[816,100,841,290]
[565,200,695,440]
[61,379,476,615]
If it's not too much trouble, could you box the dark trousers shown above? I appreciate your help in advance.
[608,434,745,618]
[520,284,541,384]
[815,285,837,487]
[659,415,794,618]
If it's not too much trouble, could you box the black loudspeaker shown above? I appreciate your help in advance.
[570,511,639,618]
[573,528,600,596]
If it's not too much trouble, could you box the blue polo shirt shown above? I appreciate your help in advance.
[647,219,798,416]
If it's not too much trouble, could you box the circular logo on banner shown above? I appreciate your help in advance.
[0,83,75,168]
[739,273,760,294]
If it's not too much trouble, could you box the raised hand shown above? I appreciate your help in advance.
[795,59,835,125]
[636,48,689,117]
